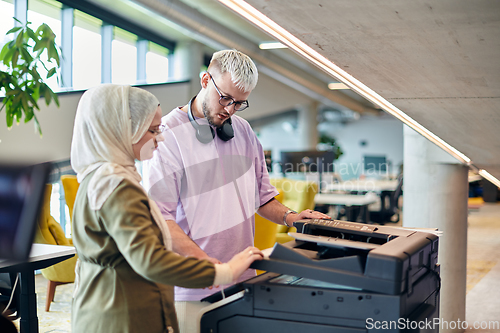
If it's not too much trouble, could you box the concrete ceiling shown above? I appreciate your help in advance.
[88,0,378,115]
[233,0,500,180]
[91,0,500,180]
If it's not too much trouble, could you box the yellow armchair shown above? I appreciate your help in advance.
[270,178,318,244]
[33,184,78,312]
[60,175,79,225]
[254,190,284,251]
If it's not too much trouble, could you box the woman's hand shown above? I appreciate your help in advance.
[228,246,264,281]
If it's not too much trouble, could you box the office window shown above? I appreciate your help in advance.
[0,0,14,45]
[146,42,169,84]
[112,27,137,85]
[0,0,14,79]
[28,0,62,92]
[73,10,101,90]
[2,0,176,92]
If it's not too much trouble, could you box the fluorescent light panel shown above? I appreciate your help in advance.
[259,41,288,49]
[328,82,350,90]
[217,0,478,168]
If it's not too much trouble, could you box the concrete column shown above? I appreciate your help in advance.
[298,101,319,150]
[403,125,468,333]
[169,41,204,97]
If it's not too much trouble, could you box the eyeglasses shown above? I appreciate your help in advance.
[207,72,249,112]
[148,124,165,136]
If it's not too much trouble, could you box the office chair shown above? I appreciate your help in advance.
[254,190,284,251]
[33,184,78,311]
[270,178,318,243]
[369,175,403,225]
[60,175,79,225]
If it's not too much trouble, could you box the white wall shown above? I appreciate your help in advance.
[240,72,313,121]
[328,114,404,180]
[0,70,312,165]
[256,113,404,180]
[0,82,191,164]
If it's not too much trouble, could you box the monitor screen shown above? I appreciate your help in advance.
[280,150,335,174]
[363,155,388,173]
[0,162,52,261]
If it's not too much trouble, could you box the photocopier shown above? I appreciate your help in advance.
[199,219,440,332]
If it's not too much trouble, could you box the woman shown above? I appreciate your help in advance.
[70,84,262,333]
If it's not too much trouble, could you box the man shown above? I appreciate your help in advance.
[144,49,329,332]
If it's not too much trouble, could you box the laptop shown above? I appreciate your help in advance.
[0,162,52,261]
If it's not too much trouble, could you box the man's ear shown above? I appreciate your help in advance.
[200,72,210,89]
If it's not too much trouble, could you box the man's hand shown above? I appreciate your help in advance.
[285,209,331,227]
[294,209,331,221]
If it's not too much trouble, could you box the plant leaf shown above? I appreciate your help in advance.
[21,94,31,114]
[26,90,40,110]
[0,43,11,61]
[51,90,59,107]
[47,67,56,79]
[32,85,40,101]
[15,104,23,123]
[15,30,24,47]
[20,48,33,63]
[44,87,52,106]
[11,49,19,68]
[33,114,42,137]
[6,108,14,128]
[27,27,36,40]
[5,89,22,96]
[2,47,16,66]
[49,44,60,65]
[6,26,22,35]
[23,103,34,122]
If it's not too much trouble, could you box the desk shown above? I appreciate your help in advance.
[0,244,76,333]
[315,193,378,223]
[326,180,398,193]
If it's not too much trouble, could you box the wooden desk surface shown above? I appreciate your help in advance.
[0,244,75,270]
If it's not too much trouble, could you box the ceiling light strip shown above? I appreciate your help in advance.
[259,42,287,49]
[218,0,471,165]
[479,170,500,188]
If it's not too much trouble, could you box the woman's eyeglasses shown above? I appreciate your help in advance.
[148,124,165,135]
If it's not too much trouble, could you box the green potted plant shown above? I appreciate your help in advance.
[0,19,61,136]
[318,133,343,160]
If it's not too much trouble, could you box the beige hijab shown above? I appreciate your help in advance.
[70,84,171,250]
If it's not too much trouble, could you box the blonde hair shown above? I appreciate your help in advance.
[208,49,258,92]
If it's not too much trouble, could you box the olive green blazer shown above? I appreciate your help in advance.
[71,175,215,333]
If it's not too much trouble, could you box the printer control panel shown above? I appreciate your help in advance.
[293,219,399,245]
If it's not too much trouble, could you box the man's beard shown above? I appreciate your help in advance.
[202,100,222,128]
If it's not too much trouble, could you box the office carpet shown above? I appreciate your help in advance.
[9,202,500,332]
